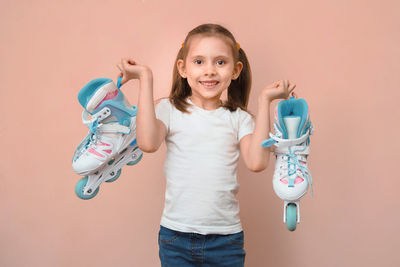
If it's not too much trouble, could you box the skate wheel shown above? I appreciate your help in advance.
[127,153,143,166]
[106,169,121,183]
[286,203,297,231]
[75,176,99,200]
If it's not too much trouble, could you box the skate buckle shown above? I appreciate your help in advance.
[261,138,276,148]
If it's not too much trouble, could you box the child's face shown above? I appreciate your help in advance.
[177,35,243,105]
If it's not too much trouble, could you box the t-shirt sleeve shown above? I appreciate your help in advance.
[238,108,255,142]
[155,98,171,133]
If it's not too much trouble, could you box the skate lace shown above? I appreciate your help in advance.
[85,118,103,149]
[285,146,313,197]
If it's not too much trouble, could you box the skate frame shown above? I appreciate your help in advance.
[283,200,300,223]
[82,144,142,196]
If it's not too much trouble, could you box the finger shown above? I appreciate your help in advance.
[123,57,136,65]
[289,83,296,92]
[121,58,127,66]
[280,80,286,90]
[116,63,122,71]
[271,81,279,88]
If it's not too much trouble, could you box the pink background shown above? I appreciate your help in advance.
[1,0,399,266]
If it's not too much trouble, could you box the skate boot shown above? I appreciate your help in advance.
[262,96,314,231]
[72,77,143,200]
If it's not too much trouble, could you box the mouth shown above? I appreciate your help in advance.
[199,81,219,89]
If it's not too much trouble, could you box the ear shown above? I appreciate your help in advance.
[232,61,243,80]
[177,59,186,78]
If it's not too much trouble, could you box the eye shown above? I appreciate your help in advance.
[194,59,202,64]
[217,60,225,65]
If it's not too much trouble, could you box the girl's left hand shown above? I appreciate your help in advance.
[260,79,296,102]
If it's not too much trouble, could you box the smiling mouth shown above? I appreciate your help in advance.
[200,81,219,88]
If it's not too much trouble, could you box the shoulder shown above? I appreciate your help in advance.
[234,106,255,121]
[154,97,171,106]
[155,97,173,112]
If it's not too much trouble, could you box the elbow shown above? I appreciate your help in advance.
[249,153,271,172]
[249,166,266,173]
[249,162,269,173]
[137,140,158,153]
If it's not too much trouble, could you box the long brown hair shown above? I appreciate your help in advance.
[158,23,253,116]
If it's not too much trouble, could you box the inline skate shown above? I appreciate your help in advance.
[72,77,143,200]
[262,96,314,231]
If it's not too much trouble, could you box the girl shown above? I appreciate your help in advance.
[117,23,295,267]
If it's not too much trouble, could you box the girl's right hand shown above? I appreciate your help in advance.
[260,79,296,102]
[116,57,151,86]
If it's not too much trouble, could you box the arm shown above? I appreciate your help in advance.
[135,70,167,153]
[240,79,296,172]
[240,95,272,172]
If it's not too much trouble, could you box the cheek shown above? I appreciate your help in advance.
[221,70,234,82]
[186,68,202,80]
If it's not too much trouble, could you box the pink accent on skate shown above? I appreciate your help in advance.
[94,89,118,110]
[97,142,111,146]
[280,178,289,184]
[103,149,112,154]
[280,176,304,185]
[295,176,304,184]
[88,148,105,158]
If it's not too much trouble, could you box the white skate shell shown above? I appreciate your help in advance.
[262,96,314,231]
[72,77,143,199]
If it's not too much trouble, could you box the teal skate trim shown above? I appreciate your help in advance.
[131,105,138,116]
[277,98,309,139]
[78,78,113,109]
[117,76,122,88]
[130,139,137,146]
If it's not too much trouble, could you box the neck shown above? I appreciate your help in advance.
[189,96,222,111]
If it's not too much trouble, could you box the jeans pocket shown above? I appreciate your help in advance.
[225,231,244,247]
[158,226,181,245]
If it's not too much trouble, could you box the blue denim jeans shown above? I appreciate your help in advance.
[158,225,246,267]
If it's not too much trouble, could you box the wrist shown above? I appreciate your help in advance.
[140,67,153,79]
[258,93,272,104]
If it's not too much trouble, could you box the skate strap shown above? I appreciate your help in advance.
[82,109,131,134]
[276,153,308,163]
[275,145,310,156]
[97,123,131,134]
[262,128,311,148]
[82,108,111,126]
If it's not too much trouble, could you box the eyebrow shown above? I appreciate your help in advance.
[190,55,230,59]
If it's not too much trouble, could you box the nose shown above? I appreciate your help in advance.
[204,62,217,76]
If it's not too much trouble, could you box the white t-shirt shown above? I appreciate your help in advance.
[155,97,255,235]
